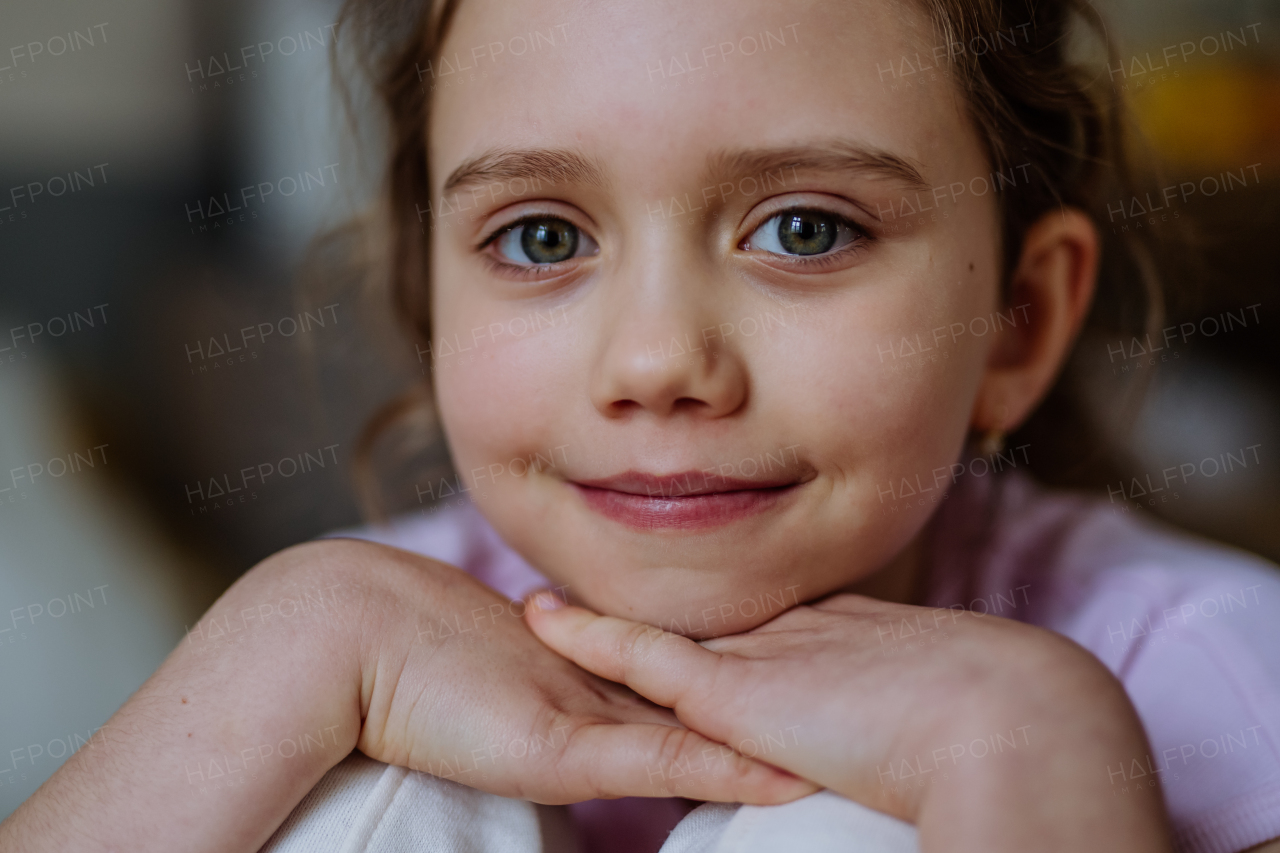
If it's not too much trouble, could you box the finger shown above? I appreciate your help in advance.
[537,721,819,805]
[525,597,720,713]
[580,672,685,728]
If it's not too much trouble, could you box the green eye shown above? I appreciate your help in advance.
[746,209,862,258]
[497,217,582,264]
[777,212,837,255]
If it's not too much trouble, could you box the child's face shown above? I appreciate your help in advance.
[428,0,1003,635]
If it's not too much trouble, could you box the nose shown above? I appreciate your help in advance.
[588,251,749,421]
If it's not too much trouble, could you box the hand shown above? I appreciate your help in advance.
[526,591,1175,852]
[0,539,812,853]
[347,540,817,805]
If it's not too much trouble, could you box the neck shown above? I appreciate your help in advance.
[838,528,930,606]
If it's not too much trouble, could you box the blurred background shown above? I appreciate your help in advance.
[0,0,1277,819]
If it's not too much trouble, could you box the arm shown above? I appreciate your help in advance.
[0,541,365,853]
[0,539,812,853]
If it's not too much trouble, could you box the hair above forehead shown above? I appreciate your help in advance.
[329,0,1183,514]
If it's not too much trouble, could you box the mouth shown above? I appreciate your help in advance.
[568,469,808,531]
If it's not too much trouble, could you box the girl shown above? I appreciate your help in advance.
[4,0,1278,851]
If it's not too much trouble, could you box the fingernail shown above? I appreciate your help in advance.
[533,591,565,611]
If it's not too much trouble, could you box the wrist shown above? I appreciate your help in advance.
[325,539,480,764]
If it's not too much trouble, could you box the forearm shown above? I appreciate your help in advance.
[0,542,367,853]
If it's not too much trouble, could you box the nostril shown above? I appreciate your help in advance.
[671,397,710,412]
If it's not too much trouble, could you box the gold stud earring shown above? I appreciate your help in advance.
[979,428,1006,457]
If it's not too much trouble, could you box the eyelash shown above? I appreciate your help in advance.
[740,208,872,270]
[475,206,874,279]
[479,251,564,281]
[477,214,587,280]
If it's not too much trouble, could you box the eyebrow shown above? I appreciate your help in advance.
[440,140,928,196]
[700,142,929,193]
[442,148,608,194]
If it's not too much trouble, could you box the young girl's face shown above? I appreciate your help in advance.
[427,0,1005,636]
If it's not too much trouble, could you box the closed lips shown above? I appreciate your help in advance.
[569,470,808,530]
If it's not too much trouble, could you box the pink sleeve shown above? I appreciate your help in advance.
[929,472,1280,853]
[1073,556,1280,853]
[323,501,553,600]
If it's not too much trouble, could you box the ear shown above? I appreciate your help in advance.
[971,207,1099,433]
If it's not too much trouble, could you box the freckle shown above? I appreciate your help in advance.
[182,697,188,704]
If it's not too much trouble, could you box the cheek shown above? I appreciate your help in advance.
[431,291,581,480]
[766,263,995,496]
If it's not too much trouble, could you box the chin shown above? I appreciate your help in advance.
[557,557,814,639]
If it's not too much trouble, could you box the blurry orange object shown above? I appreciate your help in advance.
[1125,64,1280,175]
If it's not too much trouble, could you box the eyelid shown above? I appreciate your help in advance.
[736,198,877,276]
[740,193,872,240]
[477,214,537,250]
[478,212,599,281]
[475,204,596,251]
[739,209,870,262]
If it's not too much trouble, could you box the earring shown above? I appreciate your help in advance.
[979,428,1006,457]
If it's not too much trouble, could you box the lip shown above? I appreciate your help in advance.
[569,469,806,530]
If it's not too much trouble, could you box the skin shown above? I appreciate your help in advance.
[426,0,1057,631]
[524,593,1165,851]
[0,542,813,853]
[431,0,1174,848]
[2,0,1269,850]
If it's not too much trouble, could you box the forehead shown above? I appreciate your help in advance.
[428,0,978,194]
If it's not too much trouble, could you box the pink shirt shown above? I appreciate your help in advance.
[339,470,1280,853]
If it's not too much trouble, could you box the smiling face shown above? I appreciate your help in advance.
[426,0,1006,636]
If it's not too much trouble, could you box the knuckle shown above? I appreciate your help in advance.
[618,621,656,660]
[654,726,701,779]
[609,621,660,678]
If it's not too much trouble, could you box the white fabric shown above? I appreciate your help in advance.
[259,751,579,853]
[660,791,918,853]
[260,752,919,853]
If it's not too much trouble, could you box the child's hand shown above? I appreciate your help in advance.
[0,539,812,853]
[526,592,1175,853]
[348,541,816,805]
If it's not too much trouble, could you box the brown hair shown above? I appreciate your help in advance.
[331,0,1185,517]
